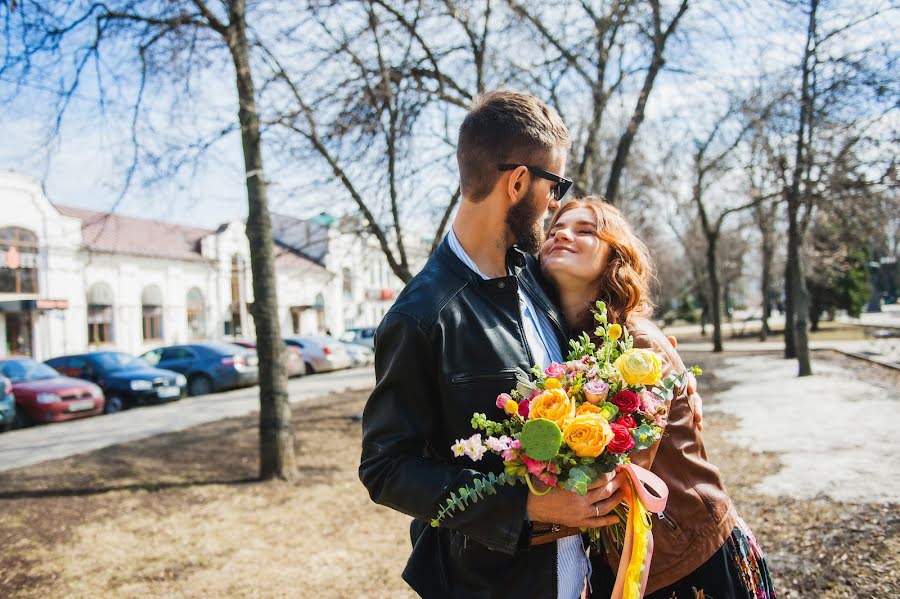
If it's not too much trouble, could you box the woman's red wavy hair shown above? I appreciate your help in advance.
[547,196,655,327]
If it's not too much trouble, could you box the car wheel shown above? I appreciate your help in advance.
[104,396,124,414]
[189,375,213,396]
[305,362,316,375]
[12,409,32,429]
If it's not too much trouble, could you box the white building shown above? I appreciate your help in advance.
[0,172,409,361]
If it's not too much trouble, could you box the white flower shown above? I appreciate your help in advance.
[485,435,512,453]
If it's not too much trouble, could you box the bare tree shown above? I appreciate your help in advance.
[507,0,689,203]
[3,0,296,480]
[679,102,770,351]
[259,0,503,283]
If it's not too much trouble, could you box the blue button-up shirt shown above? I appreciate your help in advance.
[446,229,589,599]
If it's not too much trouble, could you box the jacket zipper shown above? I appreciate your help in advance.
[449,369,519,384]
[658,511,678,531]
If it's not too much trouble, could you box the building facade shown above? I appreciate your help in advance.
[0,172,408,361]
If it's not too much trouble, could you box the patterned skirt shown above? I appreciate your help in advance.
[644,515,777,599]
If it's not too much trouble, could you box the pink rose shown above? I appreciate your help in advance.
[496,393,513,411]
[640,390,668,426]
[583,380,610,404]
[544,362,565,378]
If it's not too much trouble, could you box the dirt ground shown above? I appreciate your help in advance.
[1,351,898,598]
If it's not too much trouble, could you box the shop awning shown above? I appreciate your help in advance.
[0,299,69,312]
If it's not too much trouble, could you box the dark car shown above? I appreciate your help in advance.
[231,340,307,378]
[45,352,187,414]
[0,358,104,427]
[140,342,259,396]
[0,375,15,432]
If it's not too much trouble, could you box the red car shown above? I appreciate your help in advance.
[0,357,105,427]
[230,340,307,377]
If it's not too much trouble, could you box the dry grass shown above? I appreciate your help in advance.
[0,390,415,598]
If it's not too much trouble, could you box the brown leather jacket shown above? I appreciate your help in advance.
[607,316,737,593]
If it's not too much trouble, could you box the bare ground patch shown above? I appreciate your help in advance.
[1,353,898,598]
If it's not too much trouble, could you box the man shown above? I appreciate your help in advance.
[359,90,625,598]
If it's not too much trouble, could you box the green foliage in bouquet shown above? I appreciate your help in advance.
[429,471,518,528]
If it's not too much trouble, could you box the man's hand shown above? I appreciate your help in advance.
[526,470,626,529]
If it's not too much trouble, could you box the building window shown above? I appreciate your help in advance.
[86,283,114,345]
[141,285,164,341]
[186,287,206,340]
[88,305,113,344]
[0,227,39,294]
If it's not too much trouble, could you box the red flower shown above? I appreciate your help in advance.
[518,399,530,419]
[607,423,635,454]
[617,415,637,429]
[611,390,640,414]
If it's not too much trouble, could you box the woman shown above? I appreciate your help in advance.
[539,196,776,599]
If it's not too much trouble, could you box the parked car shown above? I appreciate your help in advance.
[231,340,307,377]
[0,358,104,427]
[140,343,259,396]
[340,341,375,367]
[284,335,352,373]
[340,327,376,348]
[45,352,187,414]
[0,375,15,432]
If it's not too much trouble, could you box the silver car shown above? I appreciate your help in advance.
[341,342,375,367]
[284,335,352,374]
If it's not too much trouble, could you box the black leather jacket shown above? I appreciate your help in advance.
[359,239,574,598]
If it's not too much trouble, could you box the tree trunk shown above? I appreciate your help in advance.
[759,228,773,341]
[227,0,297,480]
[784,0,817,377]
[786,209,813,375]
[783,262,795,357]
[706,237,723,352]
[604,52,664,204]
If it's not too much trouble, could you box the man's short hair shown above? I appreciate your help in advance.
[457,90,571,202]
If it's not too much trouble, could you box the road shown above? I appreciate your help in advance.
[0,367,375,473]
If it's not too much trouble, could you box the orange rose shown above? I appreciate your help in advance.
[528,388,575,429]
[576,402,602,416]
[563,413,614,458]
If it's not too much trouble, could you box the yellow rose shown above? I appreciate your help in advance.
[528,388,575,429]
[614,348,663,387]
[503,398,519,415]
[607,323,623,341]
[544,377,562,390]
[564,413,614,458]
[576,402,601,416]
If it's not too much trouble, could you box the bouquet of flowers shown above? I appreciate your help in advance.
[431,301,700,599]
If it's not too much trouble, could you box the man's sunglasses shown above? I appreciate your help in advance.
[497,164,573,202]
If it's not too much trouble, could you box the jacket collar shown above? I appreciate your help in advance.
[434,235,527,284]
[435,236,569,349]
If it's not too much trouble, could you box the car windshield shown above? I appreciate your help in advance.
[0,360,60,383]
[93,352,148,372]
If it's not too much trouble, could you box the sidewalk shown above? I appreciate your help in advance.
[707,353,900,503]
[663,305,900,369]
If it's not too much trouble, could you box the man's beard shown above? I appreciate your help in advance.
[505,186,545,254]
